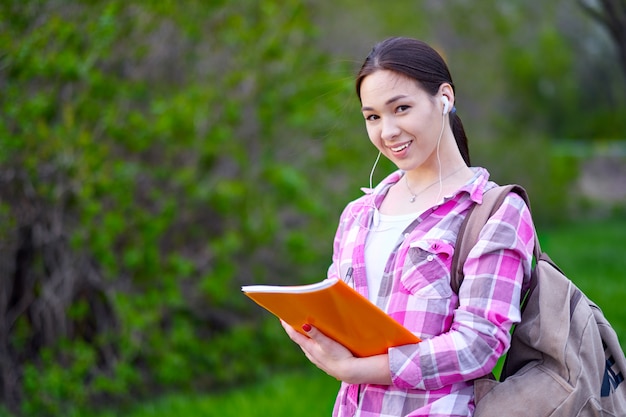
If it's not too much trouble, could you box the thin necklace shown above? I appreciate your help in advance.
[404,166,465,203]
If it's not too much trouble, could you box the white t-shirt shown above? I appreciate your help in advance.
[364,210,418,301]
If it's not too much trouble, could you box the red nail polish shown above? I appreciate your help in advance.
[302,323,312,332]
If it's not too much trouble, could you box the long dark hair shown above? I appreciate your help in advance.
[356,37,470,166]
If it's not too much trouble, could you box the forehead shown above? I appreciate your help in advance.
[360,70,424,105]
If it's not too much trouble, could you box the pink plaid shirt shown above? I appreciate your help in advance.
[329,168,535,417]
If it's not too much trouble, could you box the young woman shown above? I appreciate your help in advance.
[282,37,536,417]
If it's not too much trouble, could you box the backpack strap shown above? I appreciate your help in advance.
[451,184,534,294]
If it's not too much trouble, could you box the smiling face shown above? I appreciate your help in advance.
[360,69,446,173]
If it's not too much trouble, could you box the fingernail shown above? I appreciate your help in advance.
[301,323,312,332]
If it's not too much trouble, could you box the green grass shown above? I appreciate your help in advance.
[62,218,626,416]
[76,371,339,417]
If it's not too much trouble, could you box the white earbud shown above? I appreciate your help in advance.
[442,96,450,115]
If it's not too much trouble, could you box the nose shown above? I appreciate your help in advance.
[381,117,401,141]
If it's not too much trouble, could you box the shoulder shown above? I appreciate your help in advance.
[483,185,535,246]
[341,170,404,213]
[485,185,533,219]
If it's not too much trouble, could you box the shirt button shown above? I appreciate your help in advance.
[426,255,434,262]
[404,233,409,239]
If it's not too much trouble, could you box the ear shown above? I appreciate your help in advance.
[439,83,455,111]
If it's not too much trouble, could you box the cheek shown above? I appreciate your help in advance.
[366,125,381,146]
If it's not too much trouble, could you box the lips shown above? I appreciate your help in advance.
[388,140,412,153]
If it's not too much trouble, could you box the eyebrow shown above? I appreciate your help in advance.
[361,94,408,112]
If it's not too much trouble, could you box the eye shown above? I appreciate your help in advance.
[396,105,410,113]
[364,114,379,121]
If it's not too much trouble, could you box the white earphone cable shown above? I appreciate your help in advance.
[369,151,382,191]
[435,108,446,203]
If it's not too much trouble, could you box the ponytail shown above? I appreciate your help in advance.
[450,112,470,166]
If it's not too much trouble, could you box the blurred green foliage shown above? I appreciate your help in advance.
[1,1,354,415]
[0,0,625,416]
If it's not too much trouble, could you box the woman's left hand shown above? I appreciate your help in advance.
[280,320,392,385]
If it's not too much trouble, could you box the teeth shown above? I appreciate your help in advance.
[391,142,410,152]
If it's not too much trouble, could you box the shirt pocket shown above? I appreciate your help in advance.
[400,239,454,299]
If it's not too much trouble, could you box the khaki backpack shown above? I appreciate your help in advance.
[452,184,626,417]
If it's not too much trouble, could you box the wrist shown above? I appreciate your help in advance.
[341,354,392,385]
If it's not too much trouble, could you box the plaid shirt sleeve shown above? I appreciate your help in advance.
[389,192,535,390]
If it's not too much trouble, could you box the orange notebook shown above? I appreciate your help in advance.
[241,278,420,357]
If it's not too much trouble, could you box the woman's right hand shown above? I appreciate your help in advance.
[280,320,392,385]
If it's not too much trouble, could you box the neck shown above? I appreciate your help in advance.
[378,166,472,215]
[404,163,468,189]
